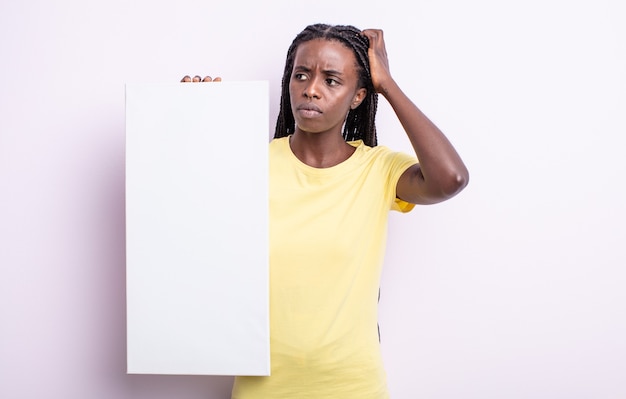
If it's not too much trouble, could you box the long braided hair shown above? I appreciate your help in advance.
[274,23,379,147]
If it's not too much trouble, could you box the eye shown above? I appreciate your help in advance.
[326,78,339,86]
[293,73,307,81]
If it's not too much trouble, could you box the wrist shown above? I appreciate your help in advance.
[377,77,399,98]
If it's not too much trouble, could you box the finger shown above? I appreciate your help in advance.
[181,75,192,82]
[202,76,213,82]
[213,77,222,82]
[361,29,376,41]
[192,75,202,82]
[362,29,384,48]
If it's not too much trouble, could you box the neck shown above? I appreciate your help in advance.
[289,130,355,168]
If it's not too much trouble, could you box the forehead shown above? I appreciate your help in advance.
[293,38,357,70]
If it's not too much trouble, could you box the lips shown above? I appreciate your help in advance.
[296,103,322,116]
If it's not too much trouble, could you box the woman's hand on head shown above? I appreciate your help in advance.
[180,75,222,82]
[361,29,393,94]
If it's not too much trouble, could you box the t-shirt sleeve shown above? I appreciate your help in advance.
[392,196,415,213]
[380,147,419,213]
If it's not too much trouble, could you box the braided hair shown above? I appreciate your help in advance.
[274,23,379,147]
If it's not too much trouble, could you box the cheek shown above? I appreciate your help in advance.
[338,92,358,112]
[288,81,299,104]
[287,82,296,109]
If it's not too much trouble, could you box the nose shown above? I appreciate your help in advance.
[303,76,321,99]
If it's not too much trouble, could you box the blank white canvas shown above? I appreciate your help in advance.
[125,82,270,375]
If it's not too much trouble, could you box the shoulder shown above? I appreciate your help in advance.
[269,136,294,173]
[269,136,290,155]
[350,140,417,168]
[269,136,289,148]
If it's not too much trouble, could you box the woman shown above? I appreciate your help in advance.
[184,23,468,399]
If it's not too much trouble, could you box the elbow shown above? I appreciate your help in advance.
[439,168,469,199]
[455,170,470,194]
[402,164,469,204]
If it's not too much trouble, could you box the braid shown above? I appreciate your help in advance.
[274,23,379,147]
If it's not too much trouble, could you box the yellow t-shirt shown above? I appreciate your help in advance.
[232,137,417,399]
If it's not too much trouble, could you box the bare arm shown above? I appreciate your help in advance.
[362,29,469,205]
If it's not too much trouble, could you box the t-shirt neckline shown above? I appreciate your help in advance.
[283,135,365,176]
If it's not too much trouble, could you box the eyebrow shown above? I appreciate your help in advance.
[293,65,344,76]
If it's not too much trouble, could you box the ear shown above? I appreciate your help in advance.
[350,88,367,110]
